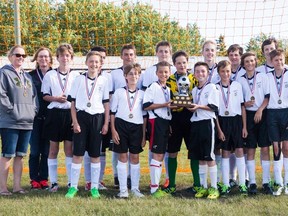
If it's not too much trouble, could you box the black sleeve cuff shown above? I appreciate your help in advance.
[143,102,153,109]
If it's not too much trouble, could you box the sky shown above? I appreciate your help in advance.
[101,0,288,47]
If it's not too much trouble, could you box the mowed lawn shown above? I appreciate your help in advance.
[0,145,288,216]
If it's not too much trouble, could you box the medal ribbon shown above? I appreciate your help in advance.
[231,66,240,81]
[57,68,70,94]
[85,72,98,102]
[208,64,216,82]
[220,82,230,109]
[125,87,138,113]
[245,71,256,96]
[36,69,43,83]
[157,81,170,116]
[273,70,284,98]
[195,82,208,104]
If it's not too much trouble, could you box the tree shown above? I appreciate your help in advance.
[216,34,226,56]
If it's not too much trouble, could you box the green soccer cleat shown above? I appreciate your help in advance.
[65,187,78,198]
[220,184,231,196]
[195,187,208,198]
[91,187,100,199]
[239,184,248,196]
[207,187,220,199]
[163,186,176,195]
[152,189,167,198]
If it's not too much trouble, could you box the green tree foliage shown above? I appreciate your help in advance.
[0,0,204,56]
[216,34,226,56]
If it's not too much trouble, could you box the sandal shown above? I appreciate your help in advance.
[13,189,28,194]
[0,191,12,196]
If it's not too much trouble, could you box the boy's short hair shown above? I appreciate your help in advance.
[56,43,74,58]
[194,61,209,73]
[156,61,171,72]
[85,51,102,62]
[227,44,243,56]
[240,52,257,67]
[217,60,231,72]
[121,44,136,56]
[90,46,106,54]
[269,49,285,61]
[172,50,189,65]
[261,38,278,53]
[123,63,142,76]
[155,41,172,53]
[202,40,217,51]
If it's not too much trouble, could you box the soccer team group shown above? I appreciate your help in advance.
[0,38,287,200]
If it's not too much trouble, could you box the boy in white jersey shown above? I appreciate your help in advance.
[110,44,137,188]
[227,44,247,188]
[65,51,109,198]
[142,41,174,188]
[238,52,271,195]
[111,63,146,198]
[266,49,288,196]
[187,62,220,199]
[41,43,79,192]
[84,46,110,191]
[202,40,220,84]
[143,61,172,198]
[215,60,248,196]
[256,38,278,74]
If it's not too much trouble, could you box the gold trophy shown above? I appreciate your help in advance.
[172,76,193,107]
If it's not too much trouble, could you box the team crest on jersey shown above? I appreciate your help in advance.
[233,90,238,96]
[257,82,261,88]
[204,92,208,98]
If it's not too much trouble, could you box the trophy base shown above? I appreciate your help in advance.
[172,96,194,107]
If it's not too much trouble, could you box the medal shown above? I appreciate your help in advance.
[126,87,138,120]
[250,96,255,101]
[246,72,256,102]
[220,82,230,117]
[278,99,282,104]
[57,68,70,96]
[274,70,284,106]
[129,113,133,119]
[158,81,170,118]
[85,72,98,108]
[225,111,229,115]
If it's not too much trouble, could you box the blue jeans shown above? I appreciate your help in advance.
[29,118,50,181]
[0,128,32,157]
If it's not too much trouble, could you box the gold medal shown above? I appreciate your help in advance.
[250,96,255,101]
[225,111,229,115]
[278,99,282,104]
[23,91,27,97]
[87,102,91,107]
[129,113,133,119]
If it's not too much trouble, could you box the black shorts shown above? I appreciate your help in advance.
[73,111,103,158]
[148,117,169,154]
[267,108,288,142]
[188,119,216,161]
[217,115,244,151]
[167,109,192,153]
[43,108,73,142]
[244,110,270,148]
[112,118,143,154]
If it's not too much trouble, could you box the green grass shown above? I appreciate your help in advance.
[0,147,287,216]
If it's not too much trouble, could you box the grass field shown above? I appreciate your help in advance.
[0,147,288,216]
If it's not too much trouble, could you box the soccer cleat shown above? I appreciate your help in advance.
[284,184,288,195]
[30,180,41,190]
[99,182,107,190]
[65,187,78,198]
[248,183,257,195]
[273,183,283,196]
[262,183,273,195]
[127,177,131,189]
[117,190,129,198]
[245,179,249,187]
[220,185,231,196]
[67,183,71,188]
[217,182,224,191]
[91,188,101,199]
[229,179,238,188]
[239,184,248,196]
[50,182,59,192]
[85,182,91,191]
[207,187,220,199]
[39,180,49,190]
[163,178,170,188]
[114,177,119,189]
[152,189,167,198]
[163,186,176,195]
[131,189,144,198]
[195,187,208,198]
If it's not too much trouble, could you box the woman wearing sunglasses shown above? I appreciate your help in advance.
[0,45,38,196]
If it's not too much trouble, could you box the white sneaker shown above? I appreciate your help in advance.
[99,182,107,190]
[273,184,284,196]
[117,190,129,198]
[284,184,288,195]
[131,189,144,198]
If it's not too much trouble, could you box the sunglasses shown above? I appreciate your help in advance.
[13,53,27,58]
